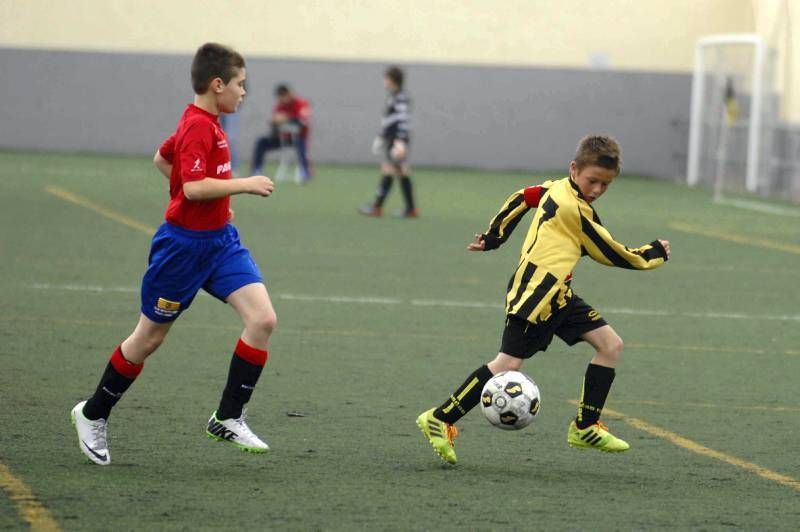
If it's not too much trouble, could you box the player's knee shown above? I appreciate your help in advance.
[504,358,523,371]
[250,311,277,336]
[489,353,523,373]
[601,336,624,362]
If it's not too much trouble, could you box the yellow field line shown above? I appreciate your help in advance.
[579,403,800,492]
[669,221,800,255]
[45,185,155,235]
[609,399,800,413]
[0,463,60,531]
[7,186,149,532]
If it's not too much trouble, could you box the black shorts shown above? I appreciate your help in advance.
[500,296,607,359]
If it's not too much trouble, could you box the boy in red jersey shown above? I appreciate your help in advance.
[71,43,277,465]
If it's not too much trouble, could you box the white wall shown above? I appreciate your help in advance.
[752,0,800,121]
[1,0,752,71]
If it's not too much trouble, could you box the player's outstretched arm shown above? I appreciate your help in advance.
[580,213,670,270]
[473,185,547,251]
[183,175,274,201]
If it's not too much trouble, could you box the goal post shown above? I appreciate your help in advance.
[686,34,773,199]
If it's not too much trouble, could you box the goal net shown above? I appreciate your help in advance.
[686,34,800,209]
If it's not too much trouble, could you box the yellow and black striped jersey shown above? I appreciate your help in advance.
[482,177,668,324]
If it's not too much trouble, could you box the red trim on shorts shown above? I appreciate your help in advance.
[110,346,143,379]
[235,338,268,366]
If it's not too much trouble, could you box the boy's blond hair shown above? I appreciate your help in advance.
[574,135,622,174]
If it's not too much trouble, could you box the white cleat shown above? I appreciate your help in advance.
[71,401,111,466]
[206,410,270,453]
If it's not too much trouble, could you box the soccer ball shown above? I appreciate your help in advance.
[480,371,541,430]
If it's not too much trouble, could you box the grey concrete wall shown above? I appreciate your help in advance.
[0,48,691,178]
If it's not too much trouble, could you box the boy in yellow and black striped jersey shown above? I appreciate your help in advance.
[417,136,671,464]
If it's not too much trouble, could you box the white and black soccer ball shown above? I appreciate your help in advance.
[480,370,541,430]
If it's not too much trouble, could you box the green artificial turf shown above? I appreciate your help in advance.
[1,151,798,530]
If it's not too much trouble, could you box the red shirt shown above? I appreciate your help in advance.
[159,104,232,231]
[274,96,311,139]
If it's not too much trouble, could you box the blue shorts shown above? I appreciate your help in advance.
[140,223,263,323]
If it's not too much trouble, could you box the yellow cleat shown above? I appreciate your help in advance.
[416,408,458,465]
[567,420,630,452]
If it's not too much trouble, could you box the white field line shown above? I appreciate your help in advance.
[30,283,137,293]
[279,293,401,305]
[27,283,800,322]
[715,197,800,218]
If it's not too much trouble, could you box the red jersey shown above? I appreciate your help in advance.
[159,104,232,231]
[274,96,311,139]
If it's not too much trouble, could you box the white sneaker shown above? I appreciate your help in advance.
[206,410,270,453]
[71,401,111,465]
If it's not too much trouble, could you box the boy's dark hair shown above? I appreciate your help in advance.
[385,66,404,89]
[274,84,291,97]
[574,135,622,173]
[191,43,245,95]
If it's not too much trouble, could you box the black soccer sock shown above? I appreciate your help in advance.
[82,346,143,421]
[217,339,268,420]
[434,365,494,424]
[374,175,394,207]
[575,363,616,429]
[399,175,415,212]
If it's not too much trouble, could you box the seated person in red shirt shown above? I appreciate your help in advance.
[251,84,312,182]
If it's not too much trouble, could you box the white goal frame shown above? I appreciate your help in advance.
[686,34,768,194]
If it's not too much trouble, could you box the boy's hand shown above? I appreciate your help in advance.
[228,208,235,221]
[246,175,274,197]
[467,233,487,251]
[659,239,671,258]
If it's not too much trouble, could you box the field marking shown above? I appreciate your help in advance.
[0,462,60,531]
[715,197,800,218]
[4,311,798,357]
[45,185,156,235]
[670,221,800,255]
[609,399,800,413]
[28,283,800,324]
[0,315,479,342]
[567,402,800,492]
[626,342,800,357]
[38,186,800,322]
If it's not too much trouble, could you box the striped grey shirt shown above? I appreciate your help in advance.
[380,90,410,142]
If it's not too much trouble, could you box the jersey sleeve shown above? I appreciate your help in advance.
[522,185,545,207]
[579,211,668,270]
[394,99,410,141]
[158,134,176,162]
[481,183,550,250]
[178,122,214,183]
[294,100,311,128]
